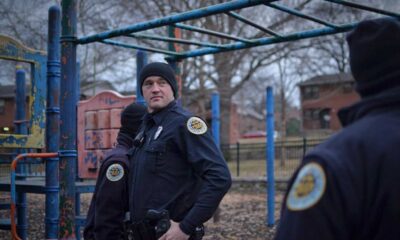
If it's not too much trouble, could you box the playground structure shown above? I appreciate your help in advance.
[0,0,399,239]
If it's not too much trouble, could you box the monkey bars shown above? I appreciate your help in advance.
[75,0,400,61]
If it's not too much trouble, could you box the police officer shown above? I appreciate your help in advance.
[84,103,146,240]
[128,62,232,240]
[275,18,400,240]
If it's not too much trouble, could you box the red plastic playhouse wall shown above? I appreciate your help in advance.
[77,91,136,179]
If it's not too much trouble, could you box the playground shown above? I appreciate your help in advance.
[0,1,399,239]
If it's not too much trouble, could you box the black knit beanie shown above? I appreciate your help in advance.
[119,103,146,139]
[139,62,178,98]
[346,17,400,98]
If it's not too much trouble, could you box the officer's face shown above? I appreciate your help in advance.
[142,76,175,113]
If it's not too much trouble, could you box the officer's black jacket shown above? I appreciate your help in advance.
[83,133,132,240]
[129,101,232,235]
[276,88,400,240]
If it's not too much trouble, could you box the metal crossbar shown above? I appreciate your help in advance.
[76,0,399,60]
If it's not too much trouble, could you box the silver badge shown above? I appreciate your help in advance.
[154,126,163,140]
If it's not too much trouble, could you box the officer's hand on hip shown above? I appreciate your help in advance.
[159,220,189,240]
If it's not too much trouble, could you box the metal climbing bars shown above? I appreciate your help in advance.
[74,0,400,61]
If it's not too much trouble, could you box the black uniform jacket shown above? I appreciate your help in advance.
[84,134,132,240]
[129,101,232,235]
[275,89,400,240]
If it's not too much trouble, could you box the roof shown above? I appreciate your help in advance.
[298,72,354,87]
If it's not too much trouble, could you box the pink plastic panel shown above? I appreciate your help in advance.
[77,91,135,179]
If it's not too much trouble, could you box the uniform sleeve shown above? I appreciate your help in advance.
[92,156,129,240]
[275,157,357,240]
[178,117,232,235]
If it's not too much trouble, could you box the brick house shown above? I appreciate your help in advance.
[299,73,360,135]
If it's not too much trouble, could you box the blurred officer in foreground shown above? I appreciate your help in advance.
[275,17,400,240]
[83,103,146,240]
[127,62,231,240]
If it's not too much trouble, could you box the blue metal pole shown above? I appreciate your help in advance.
[15,68,27,136]
[15,67,28,240]
[211,91,220,148]
[266,86,275,226]
[324,0,400,17]
[60,0,77,238]
[102,40,180,56]
[136,50,147,106]
[46,5,61,239]
[128,32,226,49]
[265,3,340,28]
[174,24,356,60]
[211,91,221,222]
[174,23,253,43]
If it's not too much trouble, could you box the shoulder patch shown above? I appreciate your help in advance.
[286,162,326,211]
[106,163,124,182]
[186,117,207,135]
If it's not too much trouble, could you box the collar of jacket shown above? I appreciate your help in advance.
[144,100,177,126]
[338,85,400,127]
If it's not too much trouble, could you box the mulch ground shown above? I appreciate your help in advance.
[0,188,283,239]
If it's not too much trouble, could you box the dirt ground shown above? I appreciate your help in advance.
[0,188,283,239]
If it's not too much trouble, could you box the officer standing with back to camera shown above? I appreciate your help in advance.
[275,17,400,240]
[83,103,146,240]
[127,62,232,240]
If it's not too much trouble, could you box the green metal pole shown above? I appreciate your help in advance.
[166,25,183,99]
[60,0,77,238]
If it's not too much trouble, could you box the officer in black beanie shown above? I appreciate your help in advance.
[84,103,146,240]
[127,62,231,240]
[276,17,400,240]
[347,17,400,97]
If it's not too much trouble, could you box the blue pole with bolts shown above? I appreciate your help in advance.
[15,67,28,240]
[45,5,61,239]
[266,86,275,226]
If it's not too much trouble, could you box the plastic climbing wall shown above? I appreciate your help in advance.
[77,90,135,179]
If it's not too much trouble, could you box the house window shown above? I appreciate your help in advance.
[0,99,5,114]
[303,109,312,119]
[312,109,320,120]
[303,86,319,100]
[303,109,320,120]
